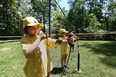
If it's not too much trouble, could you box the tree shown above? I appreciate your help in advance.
[67,0,115,33]
[84,14,101,33]
[52,9,65,33]
[0,0,23,36]
[67,0,88,33]
[106,0,116,31]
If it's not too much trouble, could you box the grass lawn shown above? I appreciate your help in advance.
[0,40,116,77]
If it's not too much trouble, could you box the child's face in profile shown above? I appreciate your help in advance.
[28,25,40,36]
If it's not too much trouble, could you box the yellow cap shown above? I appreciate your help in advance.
[22,17,44,27]
[59,29,68,33]
[69,32,74,35]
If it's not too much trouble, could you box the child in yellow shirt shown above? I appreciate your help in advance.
[20,17,57,77]
[59,29,70,68]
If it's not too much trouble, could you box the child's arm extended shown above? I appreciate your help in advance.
[46,38,69,48]
[26,34,46,57]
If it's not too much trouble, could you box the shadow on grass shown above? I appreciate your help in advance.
[81,41,116,68]
[100,57,116,68]
[51,67,63,74]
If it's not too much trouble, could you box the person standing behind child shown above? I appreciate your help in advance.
[59,29,70,69]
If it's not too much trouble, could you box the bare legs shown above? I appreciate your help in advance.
[61,54,68,68]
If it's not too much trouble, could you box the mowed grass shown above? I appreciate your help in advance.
[0,41,25,77]
[0,40,116,77]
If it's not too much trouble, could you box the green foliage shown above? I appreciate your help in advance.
[0,0,115,35]
[84,14,101,33]
[0,0,24,36]
[52,0,69,33]
[0,0,58,35]
[66,0,116,33]
[52,9,66,33]
[66,0,88,33]
[106,0,116,31]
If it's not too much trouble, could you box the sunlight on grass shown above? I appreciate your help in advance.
[0,48,11,52]
[0,42,26,77]
[0,41,116,77]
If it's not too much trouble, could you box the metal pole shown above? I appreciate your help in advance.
[49,0,51,36]
[76,37,81,73]
[77,45,80,71]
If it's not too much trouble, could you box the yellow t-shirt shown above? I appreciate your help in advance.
[59,37,70,55]
[43,38,57,73]
[20,36,57,77]
[20,36,45,77]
